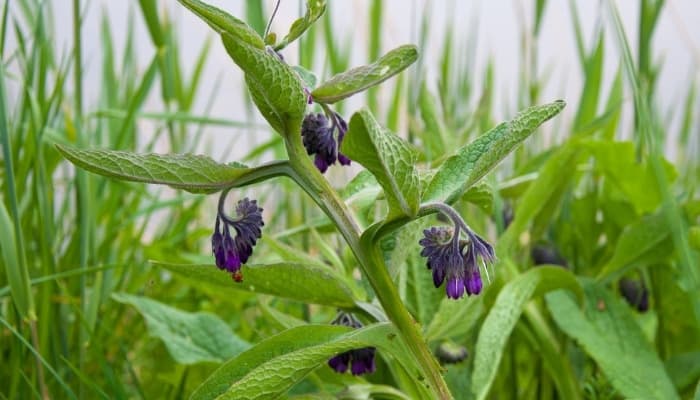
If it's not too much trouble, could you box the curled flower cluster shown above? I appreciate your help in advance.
[419,224,494,300]
[328,312,376,376]
[301,112,351,173]
[211,197,264,281]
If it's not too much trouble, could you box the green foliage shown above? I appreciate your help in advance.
[423,100,566,204]
[311,45,418,104]
[471,267,582,400]
[3,0,698,399]
[56,145,248,193]
[113,293,250,364]
[158,262,357,308]
[342,109,421,218]
[547,281,679,400]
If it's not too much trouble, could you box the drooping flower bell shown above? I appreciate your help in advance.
[211,196,264,282]
[301,112,351,173]
[618,278,649,312]
[419,206,495,299]
[327,312,376,376]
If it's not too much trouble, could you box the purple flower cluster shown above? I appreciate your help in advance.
[419,226,494,299]
[328,312,376,376]
[301,113,351,173]
[211,197,264,281]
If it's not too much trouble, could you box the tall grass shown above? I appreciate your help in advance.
[1,0,699,398]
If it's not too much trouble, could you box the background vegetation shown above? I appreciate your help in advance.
[1,0,699,399]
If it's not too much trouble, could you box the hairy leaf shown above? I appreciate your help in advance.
[597,213,671,280]
[177,0,264,48]
[112,293,249,364]
[275,0,326,50]
[56,145,247,193]
[342,109,420,218]
[547,281,679,400]
[311,45,418,104]
[192,324,420,400]
[472,266,582,400]
[155,262,356,308]
[221,32,306,136]
[424,100,566,204]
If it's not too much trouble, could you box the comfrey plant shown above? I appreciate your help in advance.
[56,1,564,398]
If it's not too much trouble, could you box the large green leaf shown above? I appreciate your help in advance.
[112,293,249,364]
[191,323,422,400]
[180,0,306,136]
[155,262,356,308]
[56,145,247,193]
[342,109,420,218]
[311,45,418,104]
[471,266,582,400]
[221,32,306,136]
[597,213,671,280]
[498,142,580,253]
[177,0,264,48]
[547,281,679,400]
[274,0,326,51]
[424,100,566,204]
[424,295,483,342]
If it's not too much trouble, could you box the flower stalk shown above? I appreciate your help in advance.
[283,134,454,400]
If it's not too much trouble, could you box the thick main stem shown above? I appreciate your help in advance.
[284,139,452,400]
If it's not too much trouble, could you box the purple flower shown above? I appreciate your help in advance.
[301,112,351,173]
[619,278,649,312]
[327,312,376,376]
[211,197,264,281]
[419,226,494,299]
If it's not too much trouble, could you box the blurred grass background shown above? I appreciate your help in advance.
[1,0,699,399]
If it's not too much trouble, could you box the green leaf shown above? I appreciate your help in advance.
[275,0,326,51]
[112,293,249,364]
[155,262,356,308]
[180,0,306,136]
[177,0,264,48]
[342,109,420,218]
[547,281,679,400]
[597,213,671,280]
[56,145,247,194]
[0,202,34,320]
[221,32,307,136]
[472,266,582,400]
[191,323,420,400]
[425,295,483,341]
[424,100,566,204]
[311,45,418,104]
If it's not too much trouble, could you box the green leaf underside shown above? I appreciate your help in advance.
[342,109,420,218]
[56,145,247,194]
[177,0,265,48]
[472,266,582,400]
[547,281,679,400]
[311,45,418,104]
[191,323,418,400]
[112,293,249,364]
[221,32,306,136]
[276,0,326,50]
[424,100,566,204]
[154,262,356,308]
[181,0,306,136]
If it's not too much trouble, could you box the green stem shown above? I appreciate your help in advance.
[283,137,452,400]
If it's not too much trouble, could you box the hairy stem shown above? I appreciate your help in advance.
[283,136,453,400]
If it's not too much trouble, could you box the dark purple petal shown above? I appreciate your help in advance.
[301,112,352,173]
[229,198,263,264]
[445,276,466,299]
[337,153,351,166]
[465,267,482,296]
[328,352,351,373]
[432,266,446,287]
[619,278,649,312]
[222,234,241,272]
[350,347,376,375]
[314,155,330,173]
